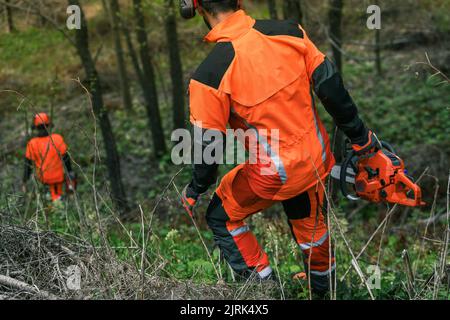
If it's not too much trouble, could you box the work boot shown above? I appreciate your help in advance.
[236,267,277,283]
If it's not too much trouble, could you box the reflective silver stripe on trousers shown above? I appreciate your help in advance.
[299,231,329,250]
[310,90,327,162]
[310,263,336,276]
[229,225,250,237]
[258,266,273,279]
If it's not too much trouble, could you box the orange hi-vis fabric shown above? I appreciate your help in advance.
[189,10,335,204]
[206,177,335,283]
[25,134,68,185]
[48,183,64,201]
[190,10,340,289]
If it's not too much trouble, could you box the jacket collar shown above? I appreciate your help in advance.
[204,10,255,43]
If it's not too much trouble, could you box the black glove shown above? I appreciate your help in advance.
[351,130,382,156]
[181,184,201,218]
[66,171,77,192]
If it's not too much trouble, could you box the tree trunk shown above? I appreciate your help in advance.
[39,1,47,27]
[122,22,145,87]
[267,0,278,20]
[328,0,345,201]
[283,0,302,24]
[120,6,168,153]
[375,27,382,77]
[133,0,167,158]
[104,0,133,112]
[165,0,186,131]
[68,0,129,214]
[328,0,343,73]
[4,0,15,33]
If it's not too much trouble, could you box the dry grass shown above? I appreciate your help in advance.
[0,224,279,300]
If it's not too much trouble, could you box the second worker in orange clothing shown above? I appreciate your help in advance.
[23,113,76,202]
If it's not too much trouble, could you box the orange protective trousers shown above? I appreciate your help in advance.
[207,164,335,286]
[48,183,63,201]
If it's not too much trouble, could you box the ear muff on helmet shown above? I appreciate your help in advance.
[180,0,198,19]
[180,0,241,19]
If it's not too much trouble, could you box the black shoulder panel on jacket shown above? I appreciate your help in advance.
[253,19,304,38]
[192,42,235,90]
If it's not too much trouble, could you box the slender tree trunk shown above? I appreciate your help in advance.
[165,0,185,130]
[103,0,133,111]
[68,0,129,214]
[114,9,144,86]
[267,0,278,20]
[122,23,145,86]
[328,0,343,73]
[133,0,167,158]
[4,0,15,33]
[120,8,168,150]
[328,0,345,201]
[283,0,302,24]
[39,1,47,27]
[375,26,382,76]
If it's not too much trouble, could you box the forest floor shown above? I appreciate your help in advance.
[0,1,449,300]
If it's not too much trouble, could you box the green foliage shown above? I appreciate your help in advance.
[0,28,76,95]
[0,0,449,301]
[317,60,450,152]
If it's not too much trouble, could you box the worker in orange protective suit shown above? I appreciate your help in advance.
[23,113,76,202]
[179,0,380,297]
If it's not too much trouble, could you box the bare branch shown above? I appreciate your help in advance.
[0,274,59,300]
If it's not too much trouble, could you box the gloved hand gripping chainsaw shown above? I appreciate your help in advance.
[331,131,425,207]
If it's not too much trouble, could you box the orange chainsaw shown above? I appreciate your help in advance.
[331,141,425,207]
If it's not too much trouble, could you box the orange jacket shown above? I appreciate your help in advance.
[189,10,367,200]
[25,134,68,184]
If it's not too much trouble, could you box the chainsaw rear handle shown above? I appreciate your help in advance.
[380,141,395,154]
[340,152,359,201]
[339,141,395,201]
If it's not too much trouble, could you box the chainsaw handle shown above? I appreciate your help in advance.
[339,141,393,202]
[340,150,360,201]
[381,141,395,154]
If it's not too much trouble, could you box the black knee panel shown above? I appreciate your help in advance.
[282,191,312,220]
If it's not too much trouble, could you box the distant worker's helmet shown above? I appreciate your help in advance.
[33,113,51,127]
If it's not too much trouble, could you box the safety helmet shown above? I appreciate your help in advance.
[180,0,240,19]
[33,112,51,127]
